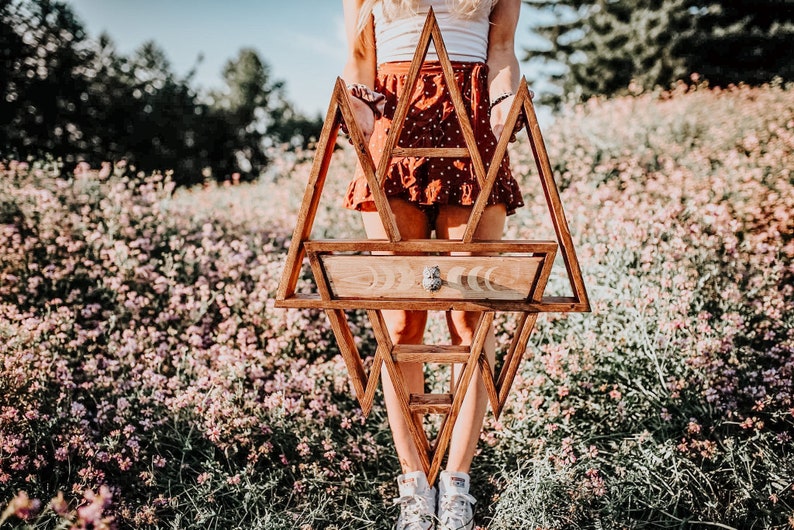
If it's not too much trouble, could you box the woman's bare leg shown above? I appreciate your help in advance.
[434,203,507,473]
[361,198,431,473]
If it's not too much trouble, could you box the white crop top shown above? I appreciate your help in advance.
[373,0,491,63]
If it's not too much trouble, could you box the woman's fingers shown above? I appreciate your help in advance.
[344,95,376,144]
[490,96,527,143]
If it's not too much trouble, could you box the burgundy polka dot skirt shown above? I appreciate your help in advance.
[343,61,524,215]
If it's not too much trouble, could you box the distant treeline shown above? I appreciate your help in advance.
[0,0,322,185]
[3,0,792,183]
[524,0,794,105]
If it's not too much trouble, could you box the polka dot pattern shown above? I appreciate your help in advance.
[343,61,524,215]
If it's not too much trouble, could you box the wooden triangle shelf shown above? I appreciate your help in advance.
[275,8,589,484]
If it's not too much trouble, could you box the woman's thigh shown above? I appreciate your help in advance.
[361,198,432,240]
[437,203,506,341]
[435,203,506,242]
[360,198,431,342]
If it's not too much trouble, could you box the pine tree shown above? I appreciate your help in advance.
[688,0,794,87]
[524,0,794,104]
[1,1,322,183]
[0,0,91,158]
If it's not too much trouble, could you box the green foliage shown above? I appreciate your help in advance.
[525,0,794,104]
[0,0,322,184]
[690,1,794,87]
[0,0,90,154]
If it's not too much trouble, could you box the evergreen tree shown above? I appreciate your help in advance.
[207,48,322,180]
[113,41,208,180]
[75,37,211,182]
[524,0,794,104]
[1,0,322,184]
[207,48,274,180]
[689,1,794,87]
[0,0,92,159]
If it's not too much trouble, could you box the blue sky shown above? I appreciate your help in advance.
[66,1,548,117]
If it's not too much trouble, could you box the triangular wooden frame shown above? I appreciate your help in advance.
[276,77,399,303]
[275,8,589,484]
[483,79,590,307]
[369,309,499,481]
[325,309,383,417]
[376,9,489,196]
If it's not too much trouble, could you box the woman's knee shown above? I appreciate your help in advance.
[383,310,427,343]
[445,311,480,344]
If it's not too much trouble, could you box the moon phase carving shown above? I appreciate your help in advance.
[320,255,544,301]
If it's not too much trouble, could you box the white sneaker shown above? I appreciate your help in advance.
[437,471,476,530]
[393,470,437,530]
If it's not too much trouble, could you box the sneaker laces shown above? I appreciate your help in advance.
[393,492,435,530]
[438,492,476,530]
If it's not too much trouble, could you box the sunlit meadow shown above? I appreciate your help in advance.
[1,81,792,529]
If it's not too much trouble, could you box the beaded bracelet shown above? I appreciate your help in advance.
[489,92,514,111]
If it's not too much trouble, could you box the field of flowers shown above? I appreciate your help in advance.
[1,80,792,529]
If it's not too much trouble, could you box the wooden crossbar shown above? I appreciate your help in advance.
[393,345,470,364]
[409,393,453,414]
[304,239,558,253]
[391,148,471,158]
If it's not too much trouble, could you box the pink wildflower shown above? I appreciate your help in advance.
[74,486,113,530]
[50,491,69,516]
[0,491,41,522]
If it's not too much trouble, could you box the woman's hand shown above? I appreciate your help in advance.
[490,94,526,143]
[489,93,515,141]
[344,84,385,144]
[346,94,375,144]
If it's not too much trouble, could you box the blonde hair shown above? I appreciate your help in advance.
[356,0,497,35]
